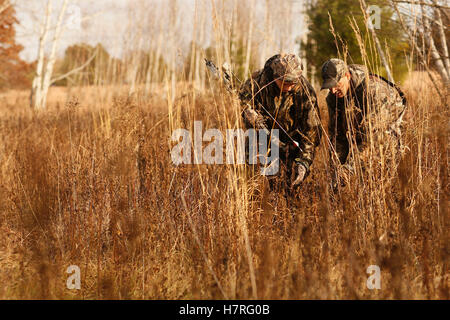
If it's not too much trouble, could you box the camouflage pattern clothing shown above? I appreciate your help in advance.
[324,61,407,167]
[238,54,322,178]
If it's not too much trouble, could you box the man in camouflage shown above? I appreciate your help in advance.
[320,58,407,181]
[239,53,322,189]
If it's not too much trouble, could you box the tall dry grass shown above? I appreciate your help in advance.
[0,0,448,300]
[0,68,447,299]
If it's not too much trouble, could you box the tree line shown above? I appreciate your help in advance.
[0,0,448,108]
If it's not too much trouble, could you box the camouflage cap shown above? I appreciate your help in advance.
[270,53,303,83]
[320,58,348,90]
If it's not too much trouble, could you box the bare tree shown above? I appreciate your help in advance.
[390,0,449,85]
[420,2,449,82]
[30,0,69,109]
[431,0,450,73]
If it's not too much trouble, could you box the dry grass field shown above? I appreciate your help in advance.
[0,71,448,299]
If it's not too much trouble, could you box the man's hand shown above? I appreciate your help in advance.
[242,107,288,152]
[291,162,307,188]
[243,108,266,129]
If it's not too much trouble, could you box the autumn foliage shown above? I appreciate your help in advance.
[0,1,31,90]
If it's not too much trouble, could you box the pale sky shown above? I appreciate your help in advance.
[16,0,136,61]
[15,0,306,65]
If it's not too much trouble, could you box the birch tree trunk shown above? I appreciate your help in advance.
[432,0,450,78]
[420,3,449,82]
[30,0,52,109]
[31,0,70,109]
[40,0,69,109]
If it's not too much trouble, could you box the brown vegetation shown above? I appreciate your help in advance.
[0,0,448,300]
[0,71,447,299]
[0,0,32,90]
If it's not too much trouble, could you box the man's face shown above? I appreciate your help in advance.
[330,73,351,98]
[275,79,296,92]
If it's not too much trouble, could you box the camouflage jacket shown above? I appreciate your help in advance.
[326,64,407,164]
[238,63,322,172]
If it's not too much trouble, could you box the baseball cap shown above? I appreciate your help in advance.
[321,58,348,90]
